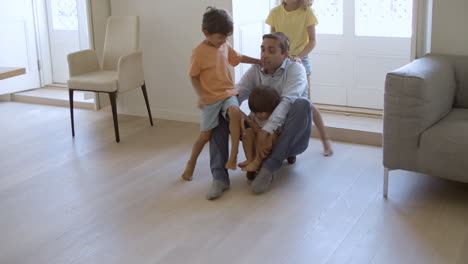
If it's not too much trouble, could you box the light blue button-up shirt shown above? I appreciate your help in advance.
[237,58,308,134]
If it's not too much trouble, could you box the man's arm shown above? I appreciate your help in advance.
[255,63,307,158]
[236,65,260,104]
[262,63,308,134]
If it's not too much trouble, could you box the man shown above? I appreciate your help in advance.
[206,32,312,200]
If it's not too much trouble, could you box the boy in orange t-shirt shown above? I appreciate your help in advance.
[182,7,261,181]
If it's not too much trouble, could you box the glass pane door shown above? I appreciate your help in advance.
[314,0,343,35]
[310,0,414,109]
[355,0,413,37]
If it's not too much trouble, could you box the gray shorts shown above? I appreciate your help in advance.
[200,96,239,131]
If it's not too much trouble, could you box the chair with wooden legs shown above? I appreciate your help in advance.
[67,16,153,142]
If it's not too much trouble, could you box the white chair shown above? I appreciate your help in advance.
[67,16,153,142]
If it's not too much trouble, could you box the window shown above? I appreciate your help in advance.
[51,0,78,30]
[314,0,343,35]
[355,0,413,37]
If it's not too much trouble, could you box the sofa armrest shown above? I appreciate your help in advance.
[67,50,100,78]
[383,55,456,170]
[117,51,144,94]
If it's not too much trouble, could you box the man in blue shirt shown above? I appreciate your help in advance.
[206,32,312,200]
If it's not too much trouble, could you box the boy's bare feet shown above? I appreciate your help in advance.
[181,162,195,181]
[242,160,261,172]
[323,140,334,157]
[237,160,251,168]
[225,156,237,170]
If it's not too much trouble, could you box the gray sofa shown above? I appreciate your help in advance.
[383,54,468,197]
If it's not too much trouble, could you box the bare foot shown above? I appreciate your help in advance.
[242,161,260,172]
[238,160,251,168]
[181,163,195,181]
[323,148,333,156]
[323,140,334,157]
[225,156,237,170]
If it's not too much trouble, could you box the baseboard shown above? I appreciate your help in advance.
[313,126,382,147]
[11,93,94,110]
[150,109,382,146]
[0,94,11,102]
[315,103,383,117]
[152,108,199,124]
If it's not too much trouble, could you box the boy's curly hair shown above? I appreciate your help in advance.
[248,86,281,114]
[202,7,233,36]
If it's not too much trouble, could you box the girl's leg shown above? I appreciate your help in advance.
[225,106,241,170]
[238,128,256,168]
[311,105,333,156]
[307,74,333,156]
[181,130,212,181]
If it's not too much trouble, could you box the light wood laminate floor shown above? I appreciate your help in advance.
[1,102,467,264]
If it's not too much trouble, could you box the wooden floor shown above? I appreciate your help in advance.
[1,102,467,264]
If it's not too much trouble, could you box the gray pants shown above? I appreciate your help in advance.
[209,98,312,184]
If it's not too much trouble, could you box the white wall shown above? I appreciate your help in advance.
[414,0,432,58]
[89,0,111,61]
[107,0,468,122]
[431,0,468,55]
[110,0,232,122]
[88,0,111,108]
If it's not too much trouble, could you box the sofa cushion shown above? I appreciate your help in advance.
[418,108,468,182]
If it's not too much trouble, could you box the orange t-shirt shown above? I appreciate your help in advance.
[188,41,242,104]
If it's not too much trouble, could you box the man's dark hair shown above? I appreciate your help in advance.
[202,7,233,36]
[249,85,281,113]
[262,32,290,54]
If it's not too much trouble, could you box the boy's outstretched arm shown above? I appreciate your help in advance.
[240,55,262,65]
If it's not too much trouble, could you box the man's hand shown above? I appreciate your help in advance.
[256,130,273,158]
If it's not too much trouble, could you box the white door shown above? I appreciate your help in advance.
[45,0,90,84]
[232,0,278,83]
[0,0,40,94]
[311,0,414,109]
